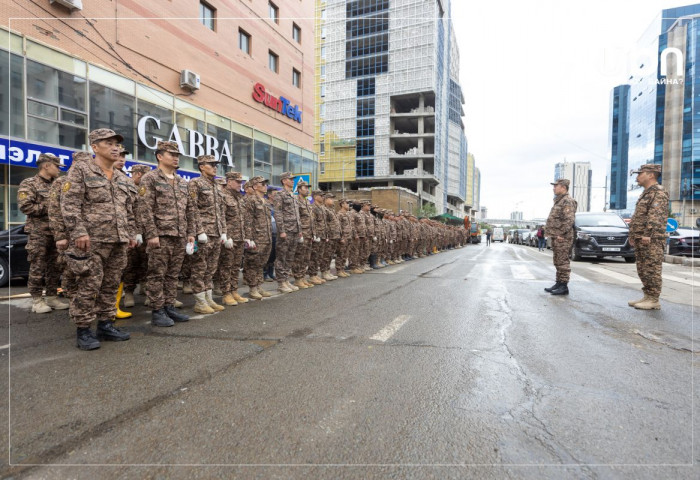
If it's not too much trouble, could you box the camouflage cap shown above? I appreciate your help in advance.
[631,163,662,175]
[215,177,227,185]
[119,146,130,156]
[130,164,152,175]
[197,154,219,165]
[89,128,123,144]
[296,180,309,188]
[550,178,570,188]
[72,151,92,163]
[279,171,295,181]
[360,199,371,205]
[312,190,325,197]
[248,175,268,186]
[37,152,60,166]
[324,192,336,198]
[225,171,243,181]
[156,140,180,154]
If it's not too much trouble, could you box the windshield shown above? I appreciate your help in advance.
[576,214,627,228]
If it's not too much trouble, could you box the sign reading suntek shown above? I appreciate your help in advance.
[252,83,302,123]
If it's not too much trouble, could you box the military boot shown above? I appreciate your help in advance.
[193,292,215,314]
[151,308,175,327]
[286,281,299,291]
[550,283,569,296]
[278,282,293,294]
[174,299,184,308]
[628,294,649,307]
[177,280,183,290]
[294,279,309,289]
[206,290,225,311]
[45,296,69,310]
[222,293,239,306]
[164,304,190,322]
[232,291,249,303]
[634,297,661,310]
[31,297,52,314]
[76,327,100,350]
[544,282,561,293]
[259,287,272,298]
[96,320,131,341]
[322,271,336,281]
[309,275,324,285]
[247,287,263,300]
[182,281,193,294]
[301,278,314,287]
[122,291,135,308]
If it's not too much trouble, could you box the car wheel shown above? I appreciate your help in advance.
[569,246,582,261]
[0,256,9,288]
[624,256,636,263]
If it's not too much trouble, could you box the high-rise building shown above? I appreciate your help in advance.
[510,211,523,221]
[554,160,592,212]
[315,0,469,217]
[607,85,630,211]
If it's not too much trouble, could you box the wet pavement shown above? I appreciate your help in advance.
[1,243,698,479]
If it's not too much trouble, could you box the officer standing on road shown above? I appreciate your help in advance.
[544,179,577,296]
[243,176,273,300]
[273,172,302,294]
[292,180,316,288]
[627,164,670,310]
[138,141,196,326]
[62,129,137,350]
[18,153,69,313]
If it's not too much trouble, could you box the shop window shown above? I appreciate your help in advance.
[0,51,25,138]
[269,51,279,73]
[207,123,233,173]
[288,151,302,173]
[293,23,301,43]
[9,185,26,224]
[292,68,301,88]
[200,1,216,31]
[233,133,253,175]
[176,112,205,171]
[254,140,272,179]
[269,2,279,24]
[239,29,251,55]
[89,83,135,155]
[272,147,287,185]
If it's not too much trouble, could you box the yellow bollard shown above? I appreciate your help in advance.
[115,282,132,319]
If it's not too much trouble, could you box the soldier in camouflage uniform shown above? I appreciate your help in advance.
[349,201,366,273]
[322,193,340,280]
[273,172,302,293]
[292,180,316,288]
[138,141,196,326]
[336,198,354,277]
[62,129,136,350]
[627,164,670,310]
[122,164,152,308]
[544,178,577,296]
[18,153,68,313]
[308,190,329,285]
[219,171,249,306]
[188,155,227,314]
[243,176,273,300]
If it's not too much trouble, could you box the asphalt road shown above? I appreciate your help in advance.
[1,243,698,479]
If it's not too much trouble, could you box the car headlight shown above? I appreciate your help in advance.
[577,232,591,240]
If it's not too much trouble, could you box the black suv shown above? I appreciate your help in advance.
[570,212,635,263]
[0,224,30,287]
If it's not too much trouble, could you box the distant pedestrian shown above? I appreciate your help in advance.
[544,179,577,296]
[627,164,669,310]
[536,226,546,251]
[485,229,492,246]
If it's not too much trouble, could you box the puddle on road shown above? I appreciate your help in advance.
[249,339,279,349]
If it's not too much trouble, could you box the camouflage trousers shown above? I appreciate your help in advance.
[348,238,361,269]
[58,253,78,297]
[145,236,186,311]
[635,239,664,298]
[321,239,339,272]
[293,237,312,279]
[180,254,193,281]
[220,240,245,294]
[308,240,326,276]
[275,234,299,282]
[26,232,60,297]
[70,242,128,328]
[552,237,573,283]
[243,242,271,289]
[336,239,350,271]
[191,240,221,294]
[123,243,147,293]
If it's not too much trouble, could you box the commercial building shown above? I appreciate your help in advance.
[609,3,700,225]
[607,85,630,210]
[314,0,470,217]
[0,0,317,229]
[554,160,591,212]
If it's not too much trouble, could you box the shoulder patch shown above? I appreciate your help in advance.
[63,182,71,192]
[191,191,197,199]
[18,191,27,200]
[139,186,146,196]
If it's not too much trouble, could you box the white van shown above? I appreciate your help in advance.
[492,227,505,242]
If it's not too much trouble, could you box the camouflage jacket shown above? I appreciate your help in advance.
[243,194,272,244]
[387,219,397,242]
[324,206,341,240]
[629,184,670,240]
[296,195,316,237]
[312,203,328,239]
[273,189,301,235]
[189,176,226,237]
[61,161,136,243]
[545,193,577,238]
[363,211,376,237]
[350,209,365,238]
[48,176,68,241]
[138,168,196,240]
[222,188,246,242]
[18,174,54,236]
[338,210,354,240]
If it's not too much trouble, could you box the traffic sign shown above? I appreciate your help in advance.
[293,174,310,194]
[666,218,678,232]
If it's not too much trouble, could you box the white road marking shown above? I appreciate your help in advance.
[0,344,10,350]
[586,266,641,284]
[510,265,535,280]
[570,272,591,283]
[370,315,411,342]
[662,274,697,287]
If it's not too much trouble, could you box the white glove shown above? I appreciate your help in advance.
[249,240,256,249]
[390,239,394,244]
[314,236,321,243]
[298,236,304,244]
[198,233,208,244]
[135,234,143,246]
[373,236,378,241]
[185,242,195,255]
[220,234,227,244]
[225,238,233,249]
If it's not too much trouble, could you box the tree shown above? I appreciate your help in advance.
[416,203,437,218]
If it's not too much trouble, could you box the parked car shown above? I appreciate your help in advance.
[513,229,530,245]
[0,224,30,287]
[520,231,532,245]
[668,228,699,257]
[528,230,539,247]
[492,227,505,242]
[570,212,635,262]
[507,229,516,243]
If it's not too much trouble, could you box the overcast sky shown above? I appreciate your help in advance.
[451,0,689,220]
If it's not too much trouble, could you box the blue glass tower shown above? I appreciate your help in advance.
[608,85,630,211]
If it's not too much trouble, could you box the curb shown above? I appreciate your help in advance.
[663,254,700,267]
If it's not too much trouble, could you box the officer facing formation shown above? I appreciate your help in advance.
[544,178,577,296]
[627,164,670,310]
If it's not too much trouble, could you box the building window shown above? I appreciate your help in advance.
[320,161,325,173]
[199,1,215,31]
[89,82,135,156]
[320,123,325,136]
[292,68,301,88]
[0,50,25,139]
[357,119,374,137]
[293,23,302,43]
[239,29,251,55]
[357,98,375,117]
[356,159,374,177]
[321,27,327,39]
[356,139,374,157]
[321,46,326,59]
[268,51,279,73]
[321,9,326,20]
[320,103,325,117]
[321,65,326,78]
[269,2,279,23]
[357,78,375,97]
[320,142,325,155]
[320,85,326,97]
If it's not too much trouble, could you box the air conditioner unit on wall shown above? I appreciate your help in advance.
[50,0,83,11]
[180,70,201,91]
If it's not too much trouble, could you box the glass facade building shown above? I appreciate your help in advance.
[608,85,630,211]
